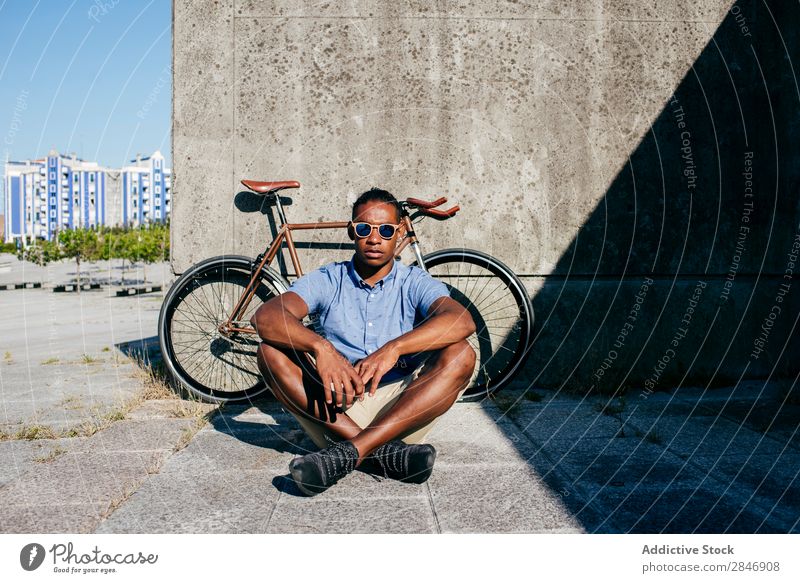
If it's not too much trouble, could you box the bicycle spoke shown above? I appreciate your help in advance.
[422,252,532,397]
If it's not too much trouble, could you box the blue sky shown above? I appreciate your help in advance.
[0,0,171,210]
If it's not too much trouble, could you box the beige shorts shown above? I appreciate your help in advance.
[290,360,469,449]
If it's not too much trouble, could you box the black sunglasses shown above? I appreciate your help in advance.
[351,222,401,240]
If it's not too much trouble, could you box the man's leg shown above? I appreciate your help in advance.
[349,340,476,462]
[256,342,364,453]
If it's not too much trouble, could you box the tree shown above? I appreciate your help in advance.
[58,228,100,293]
[17,238,61,285]
[138,223,169,283]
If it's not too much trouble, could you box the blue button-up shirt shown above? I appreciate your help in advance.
[287,257,449,384]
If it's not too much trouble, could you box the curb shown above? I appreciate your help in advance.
[0,282,43,290]
[115,285,163,297]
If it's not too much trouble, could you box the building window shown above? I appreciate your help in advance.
[90,174,95,183]
[49,171,55,180]
[50,184,56,193]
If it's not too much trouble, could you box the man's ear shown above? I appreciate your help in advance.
[346,222,355,241]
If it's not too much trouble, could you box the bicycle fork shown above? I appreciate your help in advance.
[400,213,427,270]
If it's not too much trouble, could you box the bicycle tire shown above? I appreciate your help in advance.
[417,249,533,401]
[158,255,290,403]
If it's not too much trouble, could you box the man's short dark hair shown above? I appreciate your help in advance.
[352,188,401,221]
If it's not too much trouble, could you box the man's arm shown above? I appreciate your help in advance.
[355,296,475,394]
[250,292,365,407]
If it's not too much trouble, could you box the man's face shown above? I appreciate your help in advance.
[351,201,403,268]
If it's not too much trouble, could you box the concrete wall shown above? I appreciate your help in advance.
[173,0,800,392]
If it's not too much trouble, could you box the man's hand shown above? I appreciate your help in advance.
[313,341,365,408]
[355,342,402,396]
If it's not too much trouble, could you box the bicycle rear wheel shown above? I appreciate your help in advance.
[158,255,289,403]
[419,249,533,400]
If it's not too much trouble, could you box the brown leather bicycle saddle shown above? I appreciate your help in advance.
[241,180,300,194]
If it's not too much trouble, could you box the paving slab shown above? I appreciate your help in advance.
[0,438,79,487]
[594,482,793,534]
[2,503,109,534]
[0,395,212,533]
[427,463,585,533]
[267,497,437,534]
[689,452,800,524]
[96,471,282,534]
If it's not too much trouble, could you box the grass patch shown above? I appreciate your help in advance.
[41,357,60,365]
[61,397,84,411]
[15,425,58,440]
[130,356,179,401]
[524,390,543,402]
[644,428,663,445]
[3,351,12,363]
[80,354,99,364]
[104,410,126,423]
[490,393,523,417]
[64,420,103,439]
[595,396,628,438]
[34,446,67,463]
[102,346,111,353]
[594,396,627,416]
[169,401,208,419]
[174,415,211,452]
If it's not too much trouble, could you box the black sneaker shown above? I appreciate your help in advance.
[289,440,359,496]
[367,440,437,484]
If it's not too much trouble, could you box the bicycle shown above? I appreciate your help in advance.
[158,179,533,403]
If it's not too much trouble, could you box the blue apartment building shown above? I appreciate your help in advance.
[3,150,171,244]
[120,150,171,226]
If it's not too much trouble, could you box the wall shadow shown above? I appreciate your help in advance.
[521,0,799,395]
[492,0,800,532]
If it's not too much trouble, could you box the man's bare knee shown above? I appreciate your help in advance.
[256,342,302,380]
[442,340,476,378]
[435,341,476,382]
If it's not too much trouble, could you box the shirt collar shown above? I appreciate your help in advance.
[347,255,399,289]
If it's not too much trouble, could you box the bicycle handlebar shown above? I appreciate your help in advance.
[406,196,447,209]
[423,205,460,219]
[404,196,459,219]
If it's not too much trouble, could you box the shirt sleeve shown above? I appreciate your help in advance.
[287,264,337,315]
[411,268,450,318]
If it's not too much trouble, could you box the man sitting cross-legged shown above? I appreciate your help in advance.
[251,187,476,496]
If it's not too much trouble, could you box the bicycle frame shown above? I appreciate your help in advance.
[219,198,422,336]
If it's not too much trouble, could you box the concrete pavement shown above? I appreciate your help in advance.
[0,258,798,533]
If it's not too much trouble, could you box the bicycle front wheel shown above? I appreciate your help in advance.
[158,255,289,403]
[419,249,533,401]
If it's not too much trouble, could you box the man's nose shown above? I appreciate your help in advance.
[367,227,382,243]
